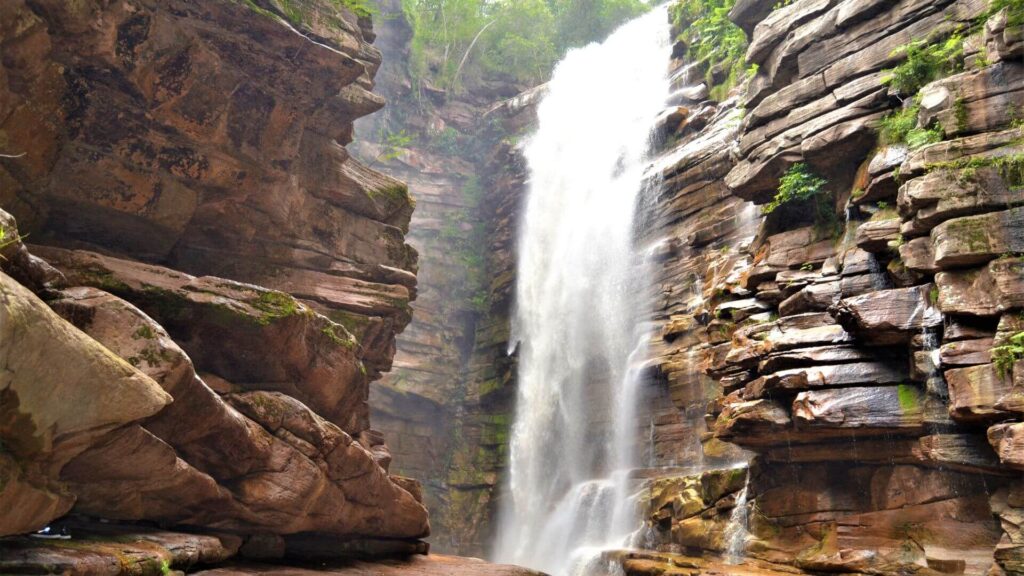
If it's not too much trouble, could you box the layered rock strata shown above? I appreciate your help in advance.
[349,0,537,555]
[0,0,439,569]
[629,0,1024,574]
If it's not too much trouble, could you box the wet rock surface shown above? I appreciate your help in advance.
[630,0,1024,574]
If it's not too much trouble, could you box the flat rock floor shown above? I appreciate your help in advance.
[0,524,545,576]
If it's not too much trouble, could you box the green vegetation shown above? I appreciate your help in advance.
[897,384,921,412]
[990,0,1024,26]
[670,0,751,101]
[925,153,1024,185]
[401,0,648,91]
[334,0,375,17]
[765,163,843,238]
[0,225,19,258]
[321,324,358,349]
[883,34,964,95]
[993,330,1024,378]
[879,101,945,149]
[764,163,828,214]
[374,129,415,164]
[252,290,302,325]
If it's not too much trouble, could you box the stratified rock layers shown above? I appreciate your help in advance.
[633,0,1024,574]
[0,0,429,555]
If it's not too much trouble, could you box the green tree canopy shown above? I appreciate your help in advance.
[401,0,649,91]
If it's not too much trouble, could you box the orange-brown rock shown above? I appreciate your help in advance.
[45,261,428,539]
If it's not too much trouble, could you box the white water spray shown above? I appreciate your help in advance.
[494,8,672,576]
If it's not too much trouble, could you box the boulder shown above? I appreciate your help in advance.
[746,361,907,397]
[49,285,428,538]
[855,218,900,252]
[939,338,995,367]
[988,423,1024,470]
[899,164,1020,236]
[0,272,171,536]
[915,434,1006,474]
[0,524,240,576]
[712,398,792,444]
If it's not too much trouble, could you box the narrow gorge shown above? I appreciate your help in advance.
[0,0,1022,575]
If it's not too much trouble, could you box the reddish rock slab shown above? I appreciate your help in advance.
[988,422,1024,470]
[192,556,547,576]
[792,385,925,432]
[0,525,240,576]
[34,246,369,434]
[830,285,942,344]
[932,207,1024,269]
[936,257,1024,317]
[945,364,1015,424]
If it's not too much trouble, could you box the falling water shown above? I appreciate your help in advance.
[723,470,751,564]
[494,7,672,576]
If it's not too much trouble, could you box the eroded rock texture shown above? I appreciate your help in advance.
[630,0,1024,574]
[0,0,431,564]
[348,0,537,554]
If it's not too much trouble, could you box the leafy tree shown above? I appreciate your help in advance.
[552,0,648,52]
[401,0,647,92]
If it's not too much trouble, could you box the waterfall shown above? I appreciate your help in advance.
[494,8,672,576]
[723,470,751,565]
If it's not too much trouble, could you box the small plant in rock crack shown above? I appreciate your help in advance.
[883,34,964,95]
[993,331,1024,378]
[764,163,828,214]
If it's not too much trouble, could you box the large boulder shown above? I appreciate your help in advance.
[48,284,428,538]
[0,272,171,536]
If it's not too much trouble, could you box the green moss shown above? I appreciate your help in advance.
[132,325,156,340]
[897,384,921,412]
[251,289,301,325]
[326,309,370,337]
[367,182,412,208]
[321,323,358,350]
[948,216,992,252]
[925,154,1024,190]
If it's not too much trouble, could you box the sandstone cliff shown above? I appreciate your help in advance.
[348,0,537,555]
[0,0,442,571]
[626,0,1024,574]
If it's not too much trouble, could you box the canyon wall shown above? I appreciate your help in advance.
[626,0,1024,574]
[0,0,450,570]
[348,0,537,555]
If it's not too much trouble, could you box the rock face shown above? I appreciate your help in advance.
[626,0,1024,574]
[0,0,416,381]
[0,0,433,566]
[348,0,535,555]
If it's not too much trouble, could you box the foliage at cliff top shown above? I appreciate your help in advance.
[670,0,750,101]
[401,0,649,92]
